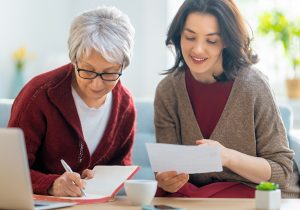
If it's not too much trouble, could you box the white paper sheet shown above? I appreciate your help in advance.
[146,143,223,174]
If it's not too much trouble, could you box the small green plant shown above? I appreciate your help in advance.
[256,182,279,191]
[258,9,300,78]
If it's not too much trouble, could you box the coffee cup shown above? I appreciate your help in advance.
[124,179,157,206]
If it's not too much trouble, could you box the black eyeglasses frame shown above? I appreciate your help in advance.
[75,60,123,81]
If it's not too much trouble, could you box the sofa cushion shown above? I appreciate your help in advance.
[0,99,13,128]
[279,105,292,133]
[132,99,156,180]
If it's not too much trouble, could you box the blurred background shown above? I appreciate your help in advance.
[0,0,300,127]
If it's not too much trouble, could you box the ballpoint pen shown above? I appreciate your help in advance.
[60,159,87,197]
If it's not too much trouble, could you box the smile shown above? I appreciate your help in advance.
[191,56,208,64]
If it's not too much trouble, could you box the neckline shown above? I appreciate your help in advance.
[176,70,239,141]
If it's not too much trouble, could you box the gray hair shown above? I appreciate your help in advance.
[68,6,135,68]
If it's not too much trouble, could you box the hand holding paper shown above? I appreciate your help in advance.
[146,143,223,174]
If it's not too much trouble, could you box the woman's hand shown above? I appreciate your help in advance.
[196,139,271,183]
[48,172,86,197]
[155,171,189,193]
[196,139,230,167]
[81,169,94,180]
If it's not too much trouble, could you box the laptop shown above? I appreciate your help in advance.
[0,128,75,210]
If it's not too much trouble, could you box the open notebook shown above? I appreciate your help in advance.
[34,165,140,204]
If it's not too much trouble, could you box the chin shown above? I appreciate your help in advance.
[190,67,210,75]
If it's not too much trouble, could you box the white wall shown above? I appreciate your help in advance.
[0,0,169,99]
[0,0,71,98]
[1,0,300,127]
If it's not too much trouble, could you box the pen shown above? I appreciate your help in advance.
[60,159,87,197]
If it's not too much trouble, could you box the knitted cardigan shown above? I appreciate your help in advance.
[154,67,300,198]
[8,63,136,195]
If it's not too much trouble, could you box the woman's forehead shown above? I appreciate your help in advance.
[183,12,220,35]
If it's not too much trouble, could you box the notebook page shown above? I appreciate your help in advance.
[85,165,139,196]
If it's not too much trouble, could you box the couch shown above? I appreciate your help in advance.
[1,98,299,179]
[0,99,14,128]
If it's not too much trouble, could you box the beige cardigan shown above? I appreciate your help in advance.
[154,67,300,198]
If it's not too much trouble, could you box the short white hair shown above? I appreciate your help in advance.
[68,6,135,68]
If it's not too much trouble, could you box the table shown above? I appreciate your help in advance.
[63,196,300,210]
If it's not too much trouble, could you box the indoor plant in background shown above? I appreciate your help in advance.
[11,47,30,98]
[258,9,300,98]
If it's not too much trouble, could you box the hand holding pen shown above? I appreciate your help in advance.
[48,159,94,197]
[48,159,87,197]
[60,159,87,197]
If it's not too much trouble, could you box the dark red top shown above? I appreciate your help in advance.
[156,182,255,198]
[185,69,234,139]
[8,63,136,195]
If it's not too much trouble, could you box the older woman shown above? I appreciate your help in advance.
[8,6,135,197]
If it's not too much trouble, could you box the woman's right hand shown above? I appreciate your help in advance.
[48,172,86,197]
[155,171,189,193]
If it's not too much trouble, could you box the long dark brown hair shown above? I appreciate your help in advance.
[165,0,258,80]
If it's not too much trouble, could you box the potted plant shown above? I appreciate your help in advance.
[255,182,281,210]
[11,47,34,98]
[258,9,300,98]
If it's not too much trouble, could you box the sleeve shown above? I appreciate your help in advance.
[8,95,59,195]
[254,77,294,188]
[154,80,179,144]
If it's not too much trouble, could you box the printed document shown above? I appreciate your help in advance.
[146,143,222,174]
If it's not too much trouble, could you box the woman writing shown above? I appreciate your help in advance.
[9,6,135,197]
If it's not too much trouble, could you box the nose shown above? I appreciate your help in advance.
[192,41,205,54]
[90,76,104,88]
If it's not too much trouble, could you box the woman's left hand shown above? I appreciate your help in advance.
[196,139,230,167]
[196,139,272,183]
[81,169,94,180]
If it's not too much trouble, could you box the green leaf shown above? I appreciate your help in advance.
[256,182,279,191]
[257,9,300,74]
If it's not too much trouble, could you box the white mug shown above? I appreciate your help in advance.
[124,179,157,206]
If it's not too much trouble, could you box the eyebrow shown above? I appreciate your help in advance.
[183,28,220,36]
[80,60,120,71]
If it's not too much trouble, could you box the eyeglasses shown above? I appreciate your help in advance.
[75,60,123,81]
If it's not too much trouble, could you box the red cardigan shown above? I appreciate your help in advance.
[8,63,136,195]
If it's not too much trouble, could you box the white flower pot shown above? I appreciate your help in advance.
[255,189,281,210]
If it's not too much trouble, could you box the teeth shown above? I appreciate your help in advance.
[192,57,206,61]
